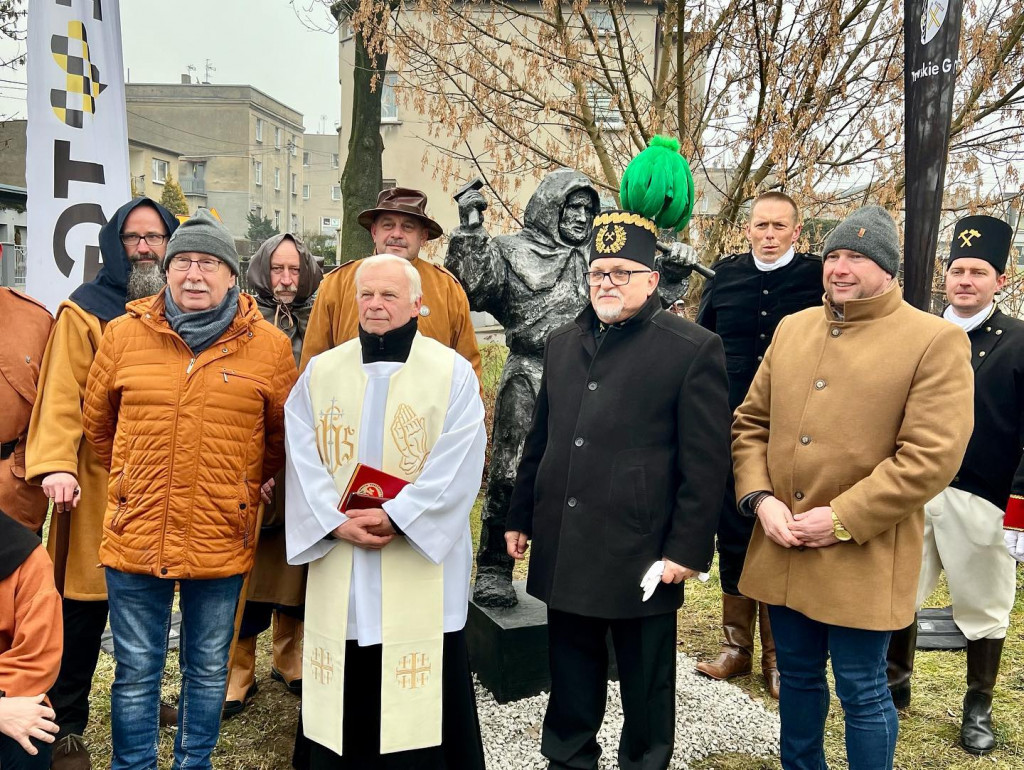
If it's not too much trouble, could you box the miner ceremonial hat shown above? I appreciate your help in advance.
[357,187,444,241]
[589,211,658,269]
[947,215,1013,274]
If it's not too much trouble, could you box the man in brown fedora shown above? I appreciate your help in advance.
[300,187,481,380]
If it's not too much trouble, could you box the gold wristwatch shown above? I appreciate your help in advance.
[831,510,852,542]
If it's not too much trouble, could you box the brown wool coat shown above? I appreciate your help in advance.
[299,256,482,381]
[0,546,63,698]
[82,292,297,580]
[734,281,974,630]
[0,289,53,531]
[25,301,109,599]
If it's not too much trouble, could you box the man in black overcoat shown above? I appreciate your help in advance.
[886,214,1024,756]
[695,191,822,698]
[505,210,732,770]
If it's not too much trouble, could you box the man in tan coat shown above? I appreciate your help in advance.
[300,187,481,381]
[0,288,52,533]
[732,205,974,770]
[25,197,178,770]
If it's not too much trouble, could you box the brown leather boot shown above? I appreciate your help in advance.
[758,603,780,700]
[696,594,755,680]
[886,619,917,710]
[222,634,258,719]
[270,611,303,696]
[51,733,90,770]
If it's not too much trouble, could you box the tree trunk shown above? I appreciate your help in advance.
[338,3,393,261]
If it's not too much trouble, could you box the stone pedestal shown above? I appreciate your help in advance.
[466,580,617,703]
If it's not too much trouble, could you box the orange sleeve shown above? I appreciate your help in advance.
[0,547,63,697]
[449,281,483,387]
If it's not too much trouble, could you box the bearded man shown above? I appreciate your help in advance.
[26,198,178,770]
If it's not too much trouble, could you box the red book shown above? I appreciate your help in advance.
[338,463,409,513]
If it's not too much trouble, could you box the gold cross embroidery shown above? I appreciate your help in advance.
[396,652,431,690]
[311,647,334,685]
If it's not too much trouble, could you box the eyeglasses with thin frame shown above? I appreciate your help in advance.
[121,233,168,247]
[167,256,222,273]
[584,269,652,287]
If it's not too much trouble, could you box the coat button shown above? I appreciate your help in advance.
[222,347,229,353]
[574,438,584,447]
[996,329,1003,335]
[160,567,168,575]
[953,475,960,482]
[756,355,764,362]
[588,382,598,391]
[759,333,766,340]
[760,310,767,317]
[815,379,826,389]
[567,497,578,508]
[762,289,769,295]
[239,503,247,510]
[985,327,992,332]
[119,496,126,503]
[831,328,841,337]
[795,491,804,500]
[800,435,811,445]
[979,351,986,357]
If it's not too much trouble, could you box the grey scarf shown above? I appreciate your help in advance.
[164,286,240,354]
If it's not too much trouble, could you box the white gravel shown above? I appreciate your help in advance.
[476,652,780,769]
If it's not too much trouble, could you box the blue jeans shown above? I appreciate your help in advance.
[768,604,898,770]
[106,568,243,770]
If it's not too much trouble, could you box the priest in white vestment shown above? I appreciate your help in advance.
[285,254,487,770]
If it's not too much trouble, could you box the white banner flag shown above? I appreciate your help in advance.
[26,0,129,312]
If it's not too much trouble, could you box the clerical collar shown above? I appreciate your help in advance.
[752,246,795,272]
[943,302,994,333]
[359,317,418,363]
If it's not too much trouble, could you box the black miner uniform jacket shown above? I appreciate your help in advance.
[506,293,732,619]
[697,251,823,410]
[950,307,1024,513]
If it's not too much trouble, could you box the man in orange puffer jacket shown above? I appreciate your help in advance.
[82,209,298,770]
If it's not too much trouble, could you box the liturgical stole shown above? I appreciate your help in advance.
[303,332,455,755]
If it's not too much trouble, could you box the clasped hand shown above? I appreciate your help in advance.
[331,507,396,550]
[757,496,840,549]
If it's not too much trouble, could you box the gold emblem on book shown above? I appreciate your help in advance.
[356,482,385,498]
[595,224,627,254]
[316,398,355,474]
[311,647,334,685]
[396,652,431,689]
[391,403,428,475]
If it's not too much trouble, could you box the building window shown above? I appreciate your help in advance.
[588,9,615,36]
[291,173,298,195]
[254,161,263,186]
[275,127,282,149]
[331,153,339,168]
[152,158,168,184]
[274,168,281,190]
[292,214,299,231]
[255,118,264,143]
[303,151,311,166]
[339,15,354,41]
[253,205,262,219]
[302,184,310,199]
[291,138,297,157]
[331,185,341,201]
[587,84,624,130]
[381,73,399,122]
[274,210,281,230]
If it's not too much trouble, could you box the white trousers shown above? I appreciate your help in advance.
[915,486,1016,640]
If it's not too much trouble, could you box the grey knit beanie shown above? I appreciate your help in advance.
[164,209,240,276]
[822,205,900,277]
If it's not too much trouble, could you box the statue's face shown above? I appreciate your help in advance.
[558,190,596,245]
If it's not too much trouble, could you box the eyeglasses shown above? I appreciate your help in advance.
[167,256,222,273]
[583,269,652,287]
[121,233,168,247]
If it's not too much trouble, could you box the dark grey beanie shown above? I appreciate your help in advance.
[164,209,239,276]
[822,205,900,277]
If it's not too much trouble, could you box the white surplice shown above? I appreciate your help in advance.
[285,353,486,645]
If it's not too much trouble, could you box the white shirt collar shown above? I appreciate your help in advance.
[943,302,993,333]
[752,246,795,272]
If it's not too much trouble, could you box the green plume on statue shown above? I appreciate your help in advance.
[619,135,695,232]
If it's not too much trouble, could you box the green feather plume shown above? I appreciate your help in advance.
[619,135,695,232]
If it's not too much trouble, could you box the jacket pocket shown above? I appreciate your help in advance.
[237,477,253,548]
[111,468,131,534]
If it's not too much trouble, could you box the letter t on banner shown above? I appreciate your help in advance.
[903,0,964,311]
[26,0,130,312]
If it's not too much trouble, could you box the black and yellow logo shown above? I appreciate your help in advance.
[958,229,983,248]
[595,224,627,254]
[50,21,106,128]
